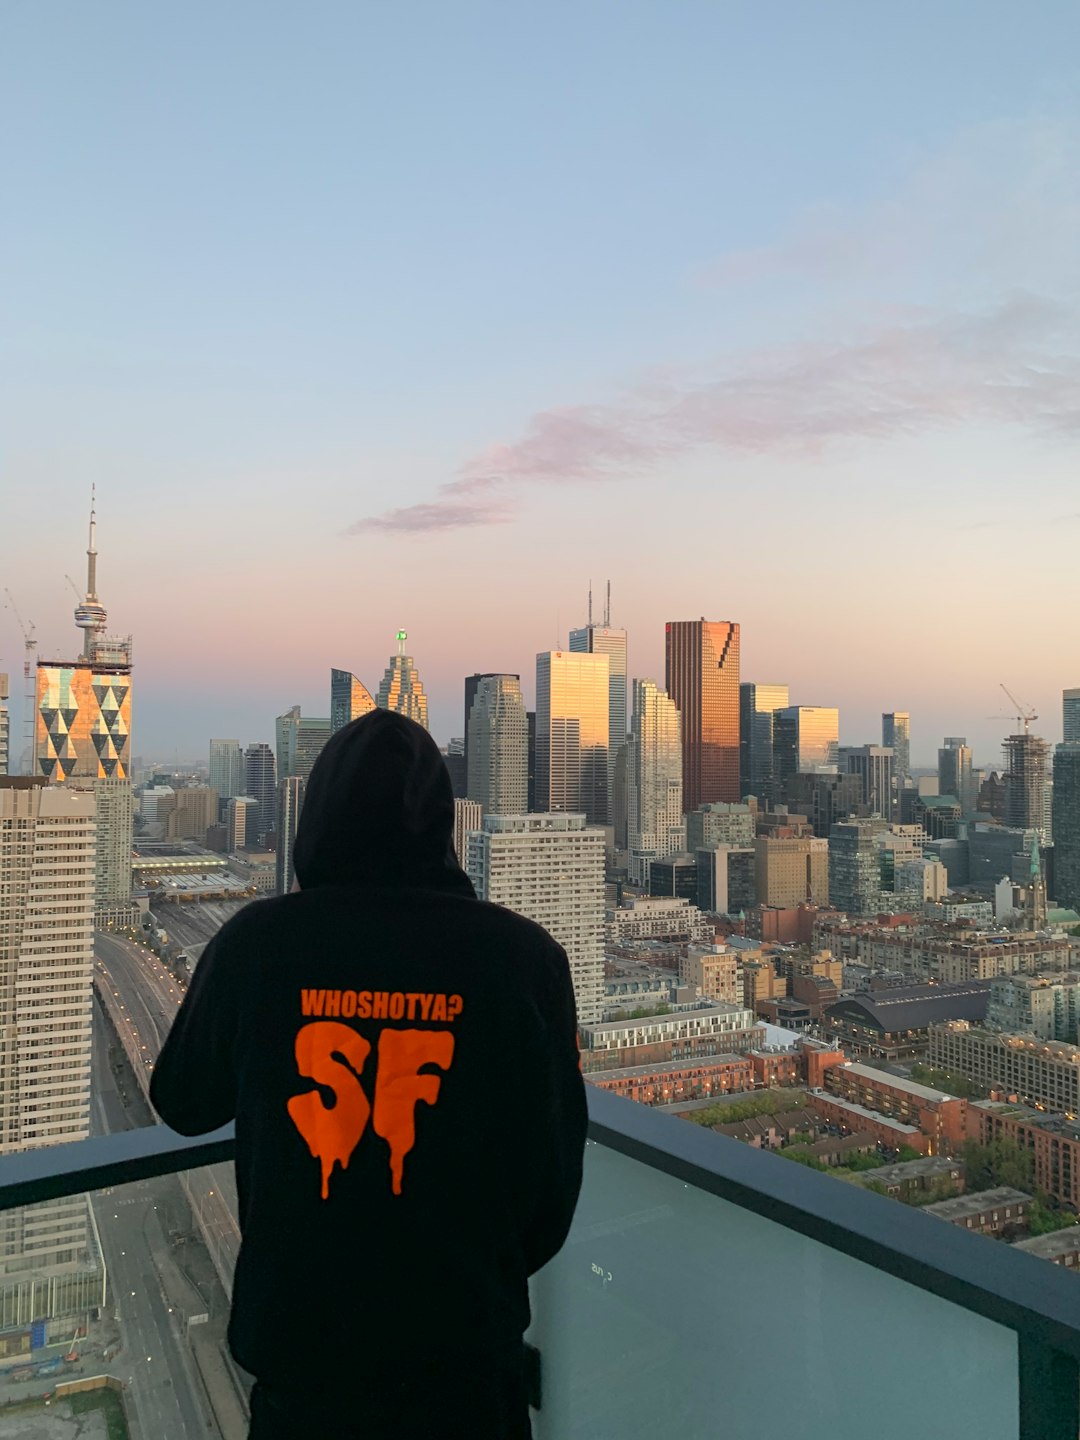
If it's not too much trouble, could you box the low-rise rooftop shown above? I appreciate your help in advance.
[838,1061,960,1105]
[806,1091,920,1136]
[1014,1230,1080,1259]
[924,1188,1032,1223]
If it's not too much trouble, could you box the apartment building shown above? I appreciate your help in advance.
[930,1022,1080,1114]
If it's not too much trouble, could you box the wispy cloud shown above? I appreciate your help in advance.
[349,293,1080,534]
[350,114,1080,536]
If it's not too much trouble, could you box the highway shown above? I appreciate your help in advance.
[94,932,242,1291]
[90,995,222,1438]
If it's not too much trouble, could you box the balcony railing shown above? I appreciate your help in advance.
[0,1088,1078,1438]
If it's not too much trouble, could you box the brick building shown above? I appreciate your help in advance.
[968,1101,1080,1210]
[587,1052,754,1105]
[749,1049,800,1088]
[800,1038,847,1089]
[824,1062,968,1153]
[804,1092,929,1154]
[929,1023,1080,1115]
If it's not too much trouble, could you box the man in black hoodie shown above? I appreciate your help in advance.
[150,710,587,1439]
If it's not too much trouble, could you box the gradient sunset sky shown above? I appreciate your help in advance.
[2,1,1078,766]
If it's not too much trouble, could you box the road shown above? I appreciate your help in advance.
[94,933,242,1289]
[90,962,223,1438]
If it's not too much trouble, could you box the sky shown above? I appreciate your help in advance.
[1,1,1079,767]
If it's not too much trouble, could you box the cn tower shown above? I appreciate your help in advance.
[73,485,107,659]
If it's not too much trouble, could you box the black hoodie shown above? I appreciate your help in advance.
[150,710,587,1394]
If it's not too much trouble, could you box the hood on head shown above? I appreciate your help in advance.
[292,709,475,896]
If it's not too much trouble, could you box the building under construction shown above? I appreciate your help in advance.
[1003,732,1051,837]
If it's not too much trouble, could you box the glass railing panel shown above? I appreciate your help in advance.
[529,1136,1020,1440]
[0,1168,248,1439]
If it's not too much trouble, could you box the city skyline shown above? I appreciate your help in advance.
[4,518,1079,767]
[2,5,1079,759]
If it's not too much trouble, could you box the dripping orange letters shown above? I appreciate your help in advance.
[287,1006,458,1199]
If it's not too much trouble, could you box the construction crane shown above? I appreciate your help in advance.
[2,590,37,775]
[990,684,1038,735]
[64,574,82,602]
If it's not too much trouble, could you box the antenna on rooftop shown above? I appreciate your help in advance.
[587,581,592,628]
[604,579,611,627]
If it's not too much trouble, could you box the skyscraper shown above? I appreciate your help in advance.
[627,679,684,883]
[1052,743,1080,913]
[939,736,976,815]
[1003,732,1051,838]
[330,669,377,734]
[828,819,886,916]
[35,495,134,918]
[453,797,483,866]
[466,814,605,1024]
[0,778,96,1147]
[276,776,305,895]
[463,673,503,793]
[226,795,258,851]
[882,713,911,782]
[841,745,895,820]
[1065,690,1080,744]
[276,705,332,782]
[243,743,277,842]
[0,777,105,1331]
[773,706,839,803]
[167,786,218,841]
[535,650,609,825]
[739,682,789,801]
[570,588,628,844]
[209,739,244,800]
[466,675,528,816]
[377,631,429,729]
[787,771,862,837]
[91,777,134,912]
[0,674,8,776]
[665,619,740,810]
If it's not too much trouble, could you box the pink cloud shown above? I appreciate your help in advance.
[351,293,1080,534]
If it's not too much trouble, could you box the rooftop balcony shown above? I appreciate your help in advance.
[0,1087,1078,1438]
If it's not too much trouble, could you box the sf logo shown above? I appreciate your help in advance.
[287,1022,455,1199]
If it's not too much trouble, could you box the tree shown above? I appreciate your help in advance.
[844,1151,887,1172]
[688,1090,807,1129]
[961,1139,1035,1194]
[910,1063,985,1100]
[896,1144,922,1162]
[1027,1198,1080,1237]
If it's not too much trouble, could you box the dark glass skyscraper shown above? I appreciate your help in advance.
[841,745,895,820]
[665,619,740,811]
[1052,743,1080,912]
[939,736,975,814]
[772,706,839,805]
[330,669,377,734]
[881,713,910,781]
[243,742,277,843]
[1065,690,1080,744]
[739,682,788,801]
